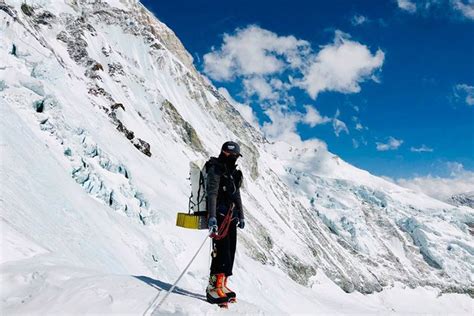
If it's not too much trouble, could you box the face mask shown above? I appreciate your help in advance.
[226,156,238,166]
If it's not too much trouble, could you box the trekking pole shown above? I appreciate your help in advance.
[144,233,210,316]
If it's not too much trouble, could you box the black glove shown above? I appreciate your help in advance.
[238,218,245,229]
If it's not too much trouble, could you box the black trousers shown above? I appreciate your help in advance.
[210,213,237,276]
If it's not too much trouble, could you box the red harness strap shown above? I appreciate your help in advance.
[210,205,234,240]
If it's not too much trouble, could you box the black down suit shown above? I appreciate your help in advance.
[206,153,244,276]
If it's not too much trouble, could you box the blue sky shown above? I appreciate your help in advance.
[143,0,474,180]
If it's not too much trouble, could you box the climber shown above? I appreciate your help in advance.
[205,141,245,306]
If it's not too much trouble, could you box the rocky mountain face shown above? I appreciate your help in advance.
[447,192,474,209]
[1,0,472,299]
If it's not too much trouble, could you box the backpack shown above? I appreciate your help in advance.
[177,158,243,230]
[176,159,210,230]
[188,159,209,213]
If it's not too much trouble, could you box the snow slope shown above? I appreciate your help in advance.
[0,0,473,314]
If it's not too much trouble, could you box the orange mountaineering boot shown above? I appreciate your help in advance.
[222,275,236,302]
[206,273,229,305]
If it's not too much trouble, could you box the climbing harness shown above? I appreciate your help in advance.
[210,205,234,241]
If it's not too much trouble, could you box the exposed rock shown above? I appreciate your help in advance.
[56,15,95,65]
[108,62,125,77]
[132,138,152,157]
[111,103,125,111]
[150,42,163,50]
[92,63,104,71]
[161,99,205,153]
[240,142,260,180]
[116,121,134,140]
[468,222,474,236]
[85,64,102,80]
[101,46,111,57]
[0,3,17,19]
[447,191,474,208]
[281,254,317,286]
[88,85,114,102]
[56,30,68,43]
[21,3,34,16]
[34,10,55,26]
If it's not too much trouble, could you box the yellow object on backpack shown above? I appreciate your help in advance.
[176,211,208,230]
[176,160,209,230]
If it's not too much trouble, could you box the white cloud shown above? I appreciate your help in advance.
[351,115,368,131]
[262,108,332,174]
[446,161,465,176]
[262,107,304,144]
[397,0,418,13]
[352,139,360,148]
[243,77,279,101]
[332,109,349,137]
[454,83,474,106]
[203,25,310,81]
[351,14,369,25]
[299,31,385,100]
[218,87,260,128]
[410,144,434,152]
[269,78,286,90]
[381,175,396,182]
[376,136,403,151]
[204,27,385,101]
[333,119,349,137]
[205,26,383,147]
[397,163,474,201]
[451,0,474,20]
[396,0,474,20]
[262,105,332,142]
[302,105,331,127]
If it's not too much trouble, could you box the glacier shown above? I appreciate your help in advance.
[0,0,473,314]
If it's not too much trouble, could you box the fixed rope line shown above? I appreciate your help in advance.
[143,233,210,316]
[144,206,234,315]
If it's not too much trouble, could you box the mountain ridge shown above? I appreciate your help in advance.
[1,2,472,313]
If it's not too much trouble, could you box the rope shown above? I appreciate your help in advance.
[143,233,209,316]
[144,206,234,315]
[210,206,234,241]
[208,236,212,272]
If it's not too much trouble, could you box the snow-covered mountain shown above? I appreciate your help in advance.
[448,192,474,209]
[1,0,472,314]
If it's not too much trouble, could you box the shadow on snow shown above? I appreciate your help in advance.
[133,275,207,302]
